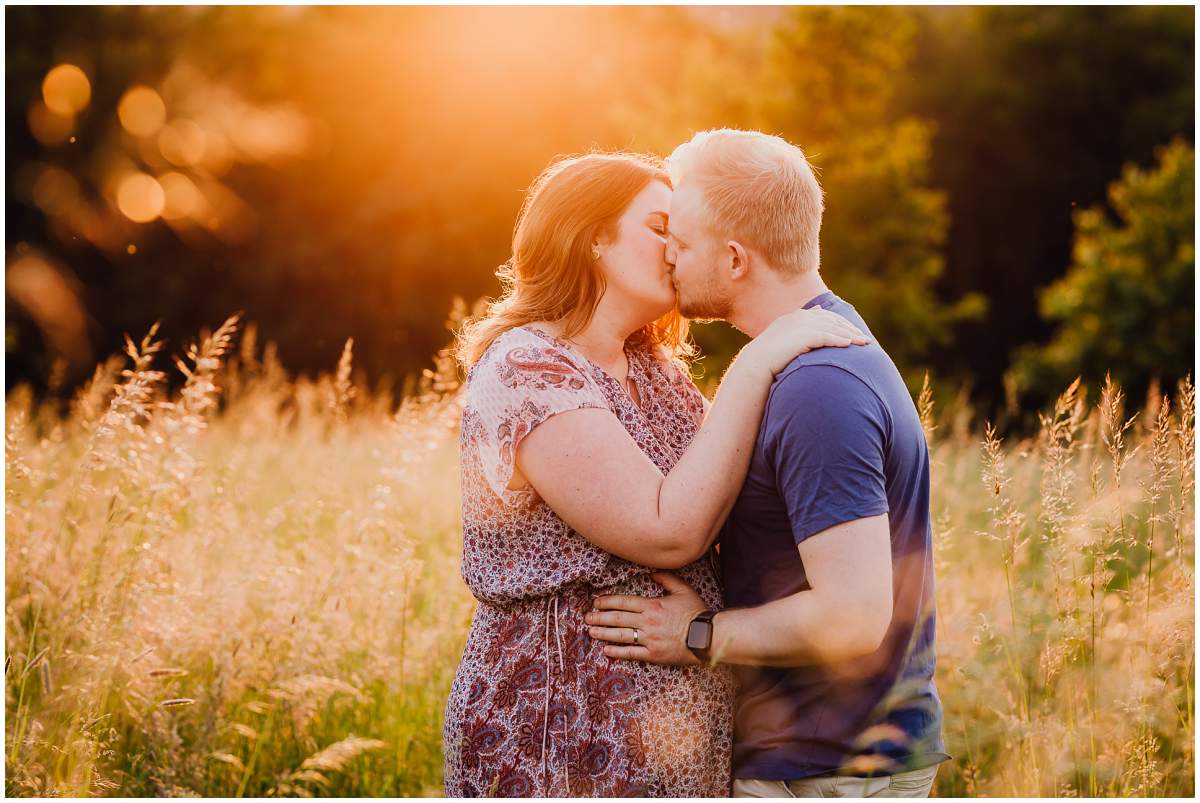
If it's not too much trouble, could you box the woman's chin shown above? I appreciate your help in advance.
[626,284,678,326]
[653,291,678,320]
[635,301,674,328]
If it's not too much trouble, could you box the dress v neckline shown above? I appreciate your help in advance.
[524,324,646,413]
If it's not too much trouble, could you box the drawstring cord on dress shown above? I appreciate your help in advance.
[541,594,569,795]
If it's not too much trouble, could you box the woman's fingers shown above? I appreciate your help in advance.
[815,330,854,347]
[813,319,869,345]
[804,310,868,343]
[830,321,869,342]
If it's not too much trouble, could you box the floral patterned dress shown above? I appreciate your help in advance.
[443,324,735,797]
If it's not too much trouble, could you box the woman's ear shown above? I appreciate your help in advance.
[592,227,615,260]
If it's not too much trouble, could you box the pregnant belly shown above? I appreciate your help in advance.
[444,579,734,796]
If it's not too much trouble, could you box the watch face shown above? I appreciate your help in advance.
[686,620,711,651]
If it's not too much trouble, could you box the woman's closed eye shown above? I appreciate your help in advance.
[647,212,669,237]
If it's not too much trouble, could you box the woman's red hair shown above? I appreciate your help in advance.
[456,152,694,368]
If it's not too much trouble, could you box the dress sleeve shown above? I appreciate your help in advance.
[463,330,610,506]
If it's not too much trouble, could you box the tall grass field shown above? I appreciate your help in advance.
[5,315,1194,797]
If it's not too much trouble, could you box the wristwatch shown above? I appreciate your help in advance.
[686,610,717,662]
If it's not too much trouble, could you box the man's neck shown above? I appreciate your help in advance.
[728,270,831,337]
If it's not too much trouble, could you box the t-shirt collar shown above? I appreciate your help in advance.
[802,290,838,310]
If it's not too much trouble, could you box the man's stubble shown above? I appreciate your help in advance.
[676,266,734,322]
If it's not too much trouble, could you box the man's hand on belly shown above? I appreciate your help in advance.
[586,572,707,666]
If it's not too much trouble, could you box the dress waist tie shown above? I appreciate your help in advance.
[542,593,568,795]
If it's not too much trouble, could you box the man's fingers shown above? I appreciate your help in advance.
[586,610,640,629]
[650,571,692,595]
[588,625,638,644]
[602,644,652,661]
[592,595,646,613]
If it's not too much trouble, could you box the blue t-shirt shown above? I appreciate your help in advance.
[718,291,949,781]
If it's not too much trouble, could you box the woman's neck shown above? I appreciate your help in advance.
[560,326,627,369]
[536,302,642,404]
[545,300,637,371]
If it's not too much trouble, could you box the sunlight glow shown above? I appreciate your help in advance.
[117,173,166,223]
[158,119,208,166]
[159,171,204,220]
[27,102,74,146]
[32,166,82,216]
[118,86,167,138]
[42,64,91,117]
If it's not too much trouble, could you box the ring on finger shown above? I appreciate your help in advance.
[632,628,640,645]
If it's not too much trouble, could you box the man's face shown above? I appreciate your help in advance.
[665,185,734,320]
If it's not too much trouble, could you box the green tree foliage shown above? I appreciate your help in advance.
[907,7,1194,402]
[5,7,1193,407]
[1013,139,1194,401]
[617,8,986,390]
[765,9,986,386]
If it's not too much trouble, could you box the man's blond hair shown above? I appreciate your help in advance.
[668,129,824,277]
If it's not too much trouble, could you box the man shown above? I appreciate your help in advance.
[586,129,950,797]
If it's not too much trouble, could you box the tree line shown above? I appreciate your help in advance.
[5,6,1193,413]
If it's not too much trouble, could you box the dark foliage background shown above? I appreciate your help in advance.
[5,6,1194,412]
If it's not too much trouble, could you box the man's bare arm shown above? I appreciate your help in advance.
[710,513,893,667]
[588,513,894,668]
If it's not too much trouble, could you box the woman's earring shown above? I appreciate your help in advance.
[591,246,601,261]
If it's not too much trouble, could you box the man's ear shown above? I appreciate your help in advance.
[726,240,751,281]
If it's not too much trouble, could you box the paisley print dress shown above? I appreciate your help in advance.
[443,324,735,797]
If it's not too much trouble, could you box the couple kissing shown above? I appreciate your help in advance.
[444,128,949,798]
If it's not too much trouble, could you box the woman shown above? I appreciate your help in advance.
[444,152,868,797]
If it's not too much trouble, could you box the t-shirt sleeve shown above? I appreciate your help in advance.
[764,364,891,544]
[463,331,609,506]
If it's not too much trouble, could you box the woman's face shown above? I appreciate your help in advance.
[596,180,675,323]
